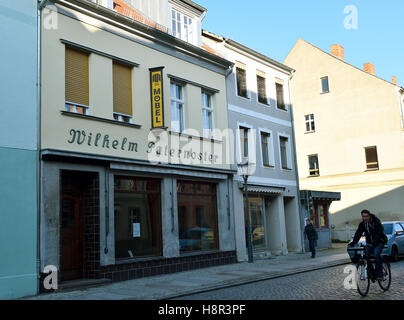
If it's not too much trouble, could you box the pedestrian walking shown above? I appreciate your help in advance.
[304,219,318,258]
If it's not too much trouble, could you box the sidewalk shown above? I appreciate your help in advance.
[24,244,351,300]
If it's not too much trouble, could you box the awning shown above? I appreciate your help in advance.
[238,183,285,194]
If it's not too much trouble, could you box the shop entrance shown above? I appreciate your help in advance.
[60,194,84,281]
[60,170,99,282]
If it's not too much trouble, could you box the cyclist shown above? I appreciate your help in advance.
[348,209,388,281]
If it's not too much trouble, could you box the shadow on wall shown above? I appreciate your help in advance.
[330,186,404,241]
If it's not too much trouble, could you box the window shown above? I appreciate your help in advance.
[256,70,267,104]
[318,202,329,228]
[236,62,248,98]
[321,77,329,93]
[276,80,286,110]
[308,154,320,176]
[177,181,218,253]
[114,176,162,259]
[244,197,265,249]
[171,9,194,43]
[170,82,185,132]
[65,47,89,114]
[305,114,315,132]
[202,92,214,137]
[261,132,271,167]
[279,136,289,169]
[239,126,249,159]
[365,146,379,170]
[113,62,132,123]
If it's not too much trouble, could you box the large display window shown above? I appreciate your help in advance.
[177,181,219,253]
[114,176,162,259]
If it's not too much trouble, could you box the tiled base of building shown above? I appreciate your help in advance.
[98,251,237,282]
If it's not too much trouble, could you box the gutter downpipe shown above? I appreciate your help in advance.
[36,0,47,294]
[287,70,306,253]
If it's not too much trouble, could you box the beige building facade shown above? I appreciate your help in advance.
[285,39,404,241]
[39,0,236,286]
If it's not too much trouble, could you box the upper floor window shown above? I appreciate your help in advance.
[65,47,89,114]
[256,70,268,104]
[239,126,250,160]
[279,136,291,169]
[236,62,248,99]
[305,114,315,133]
[172,9,194,43]
[170,82,185,133]
[261,132,272,167]
[308,154,320,176]
[202,91,214,138]
[113,62,133,123]
[365,146,379,170]
[276,79,286,110]
[321,76,329,93]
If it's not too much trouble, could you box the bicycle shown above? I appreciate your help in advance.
[347,244,391,297]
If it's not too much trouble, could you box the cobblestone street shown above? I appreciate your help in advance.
[176,260,404,300]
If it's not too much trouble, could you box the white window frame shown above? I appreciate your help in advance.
[201,91,215,139]
[236,122,255,164]
[278,133,293,171]
[170,82,186,133]
[258,128,275,168]
[305,114,315,133]
[171,8,195,44]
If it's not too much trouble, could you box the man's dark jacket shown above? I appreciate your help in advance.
[304,223,318,241]
[352,213,387,245]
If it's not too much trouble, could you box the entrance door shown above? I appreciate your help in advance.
[244,197,266,249]
[60,194,84,281]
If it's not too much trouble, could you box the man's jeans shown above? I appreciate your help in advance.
[309,239,316,257]
[365,243,384,278]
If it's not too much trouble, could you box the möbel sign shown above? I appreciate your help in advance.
[150,67,165,128]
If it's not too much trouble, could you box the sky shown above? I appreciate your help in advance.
[197,0,404,86]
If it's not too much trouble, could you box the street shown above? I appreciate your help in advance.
[175,260,404,300]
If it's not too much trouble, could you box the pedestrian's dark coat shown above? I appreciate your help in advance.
[352,213,387,245]
[304,223,318,241]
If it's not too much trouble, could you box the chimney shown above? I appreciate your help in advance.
[330,44,344,60]
[392,76,397,85]
[363,63,375,75]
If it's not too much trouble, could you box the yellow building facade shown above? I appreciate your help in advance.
[285,39,404,241]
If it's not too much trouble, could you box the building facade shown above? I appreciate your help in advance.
[285,39,404,241]
[39,0,236,285]
[203,31,303,261]
[0,0,39,299]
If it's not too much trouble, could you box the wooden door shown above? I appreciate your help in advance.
[60,194,84,281]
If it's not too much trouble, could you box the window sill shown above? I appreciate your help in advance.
[257,101,270,107]
[179,250,221,257]
[304,131,316,134]
[308,174,320,178]
[61,111,142,129]
[237,95,250,101]
[282,167,293,171]
[276,107,288,112]
[320,91,330,95]
[115,255,164,265]
[168,130,223,143]
[263,165,275,169]
[365,168,379,172]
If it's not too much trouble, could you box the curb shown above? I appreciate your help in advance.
[151,258,352,300]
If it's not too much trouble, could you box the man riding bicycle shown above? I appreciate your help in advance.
[348,209,388,281]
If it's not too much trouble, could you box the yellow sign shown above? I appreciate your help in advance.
[150,67,165,128]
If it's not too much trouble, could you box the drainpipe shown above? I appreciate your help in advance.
[36,0,47,294]
[287,70,306,253]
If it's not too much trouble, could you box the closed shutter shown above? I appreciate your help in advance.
[113,62,132,116]
[65,47,89,106]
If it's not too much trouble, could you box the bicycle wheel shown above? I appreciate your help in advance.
[356,263,370,297]
[378,260,391,291]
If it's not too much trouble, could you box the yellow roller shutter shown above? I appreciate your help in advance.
[113,62,132,116]
[65,47,89,106]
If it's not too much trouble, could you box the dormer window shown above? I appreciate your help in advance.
[171,9,194,44]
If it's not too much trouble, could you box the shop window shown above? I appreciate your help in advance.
[114,176,162,259]
[177,181,218,253]
[243,197,265,249]
[311,201,329,229]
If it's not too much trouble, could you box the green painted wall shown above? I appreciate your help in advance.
[0,149,37,299]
